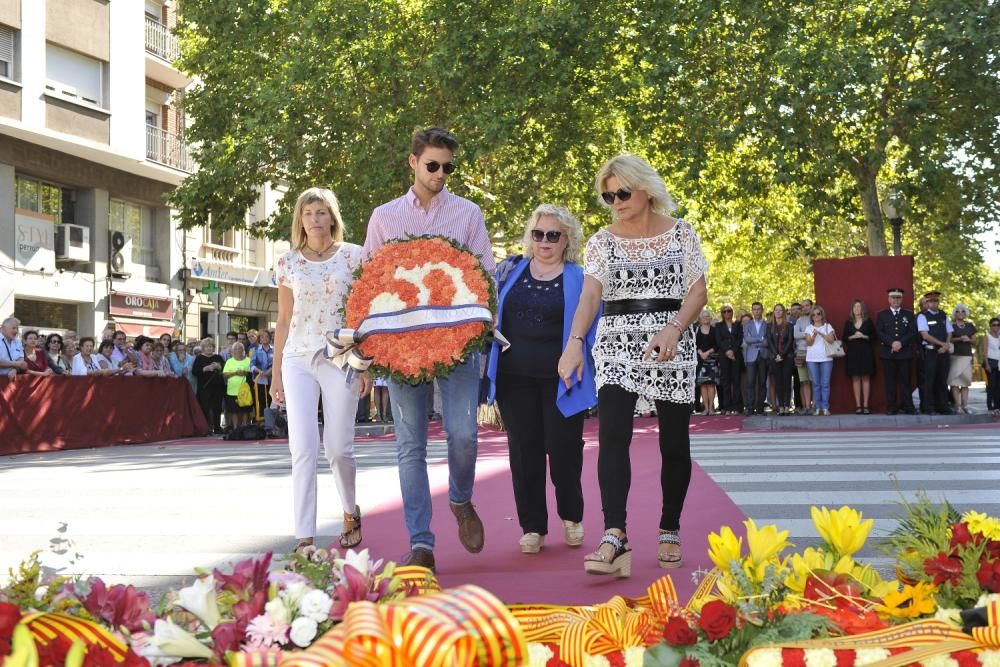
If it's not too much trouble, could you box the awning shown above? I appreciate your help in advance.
[109,317,176,338]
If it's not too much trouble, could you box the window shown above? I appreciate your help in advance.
[209,227,236,248]
[0,25,14,80]
[110,199,153,266]
[46,43,105,108]
[15,176,74,225]
[14,298,78,331]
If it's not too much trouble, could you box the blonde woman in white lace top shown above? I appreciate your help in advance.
[558,154,708,577]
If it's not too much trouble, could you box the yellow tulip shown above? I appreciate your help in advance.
[745,518,793,568]
[786,547,829,594]
[811,506,873,557]
[708,525,744,570]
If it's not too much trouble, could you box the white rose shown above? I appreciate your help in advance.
[624,647,646,667]
[921,655,958,667]
[289,616,318,648]
[979,649,1000,667]
[747,648,785,667]
[527,643,554,667]
[855,648,891,666]
[582,654,610,667]
[805,648,837,667]
[299,589,333,623]
[281,581,309,606]
[933,607,963,628]
[265,596,291,626]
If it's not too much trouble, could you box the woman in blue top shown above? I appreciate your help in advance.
[486,204,600,555]
[169,340,197,393]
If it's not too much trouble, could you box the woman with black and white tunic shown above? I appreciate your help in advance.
[558,154,708,577]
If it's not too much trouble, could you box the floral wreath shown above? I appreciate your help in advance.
[335,235,496,384]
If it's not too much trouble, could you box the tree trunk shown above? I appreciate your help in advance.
[856,167,888,256]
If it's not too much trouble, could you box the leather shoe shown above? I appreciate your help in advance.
[450,500,485,553]
[401,547,436,572]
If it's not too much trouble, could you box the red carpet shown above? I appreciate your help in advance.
[356,417,748,605]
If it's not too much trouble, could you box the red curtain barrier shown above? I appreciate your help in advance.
[0,376,210,455]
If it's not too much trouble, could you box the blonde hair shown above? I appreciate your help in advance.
[953,303,969,319]
[595,154,677,215]
[199,337,215,349]
[290,187,345,250]
[810,304,828,324]
[521,204,583,263]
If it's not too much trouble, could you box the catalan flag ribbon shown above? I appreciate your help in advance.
[279,584,526,667]
[21,611,129,661]
[738,600,1000,667]
[507,575,682,667]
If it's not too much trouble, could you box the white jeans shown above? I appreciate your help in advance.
[282,354,358,539]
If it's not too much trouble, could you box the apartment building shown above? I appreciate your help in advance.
[0,0,284,343]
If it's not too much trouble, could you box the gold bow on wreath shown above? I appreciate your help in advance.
[279,577,526,667]
[740,599,1000,667]
[507,572,719,667]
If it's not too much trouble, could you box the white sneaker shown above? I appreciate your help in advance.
[519,532,544,554]
[563,520,584,547]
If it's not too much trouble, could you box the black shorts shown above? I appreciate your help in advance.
[225,395,252,413]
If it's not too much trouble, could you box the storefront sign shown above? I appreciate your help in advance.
[14,209,56,273]
[190,258,261,287]
[110,292,174,320]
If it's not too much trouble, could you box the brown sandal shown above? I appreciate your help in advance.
[339,505,362,549]
[657,530,682,569]
[294,538,314,555]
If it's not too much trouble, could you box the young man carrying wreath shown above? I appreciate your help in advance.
[362,127,496,571]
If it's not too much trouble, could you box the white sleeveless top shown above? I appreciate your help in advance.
[987,332,1000,361]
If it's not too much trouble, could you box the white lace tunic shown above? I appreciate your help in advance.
[584,220,708,403]
[276,244,363,357]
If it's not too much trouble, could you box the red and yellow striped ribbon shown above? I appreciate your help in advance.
[391,565,441,595]
[508,575,681,667]
[739,600,1000,667]
[279,584,525,667]
[21,611,129,661]
[227,649,283,667]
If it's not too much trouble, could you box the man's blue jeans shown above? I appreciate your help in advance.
[388,353,480,551]
[807,360,833,410]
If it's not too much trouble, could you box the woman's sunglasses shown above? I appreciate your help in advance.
[425,161,456,174]
[601,188,632,205]
[531,229,563,243]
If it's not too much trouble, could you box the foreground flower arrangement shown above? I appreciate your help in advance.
[2,500,999,667]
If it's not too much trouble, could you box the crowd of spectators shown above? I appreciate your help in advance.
[684,292,1000,416]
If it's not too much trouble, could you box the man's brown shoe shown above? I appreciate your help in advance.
[401,547,435,572]
[450,500,484,553]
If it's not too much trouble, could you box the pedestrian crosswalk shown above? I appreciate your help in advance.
[690,429,1000,576]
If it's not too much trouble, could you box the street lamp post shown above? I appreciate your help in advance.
[882,191,904,257]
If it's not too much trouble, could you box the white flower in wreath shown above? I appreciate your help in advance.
[746,648,784,667]
[976,593,1000,607]
[289,616,318,648]
[265,596,291,626]
[280,581,309,607]
[854,648,891,665]
[804,648,837,667]
[299,589,333,623]
[623,646,646,667]
[921,655,958,667]
[526,643,554,667]
[582,654,611,667]
[979,649,1000,667]
[934,607,963,628]
[175,575,221,629]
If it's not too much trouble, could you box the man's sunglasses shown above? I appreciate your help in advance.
[601,188,632,205]
[425,161,456,174]
[531,229,563,243]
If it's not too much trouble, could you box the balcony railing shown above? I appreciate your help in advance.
[146,124,194,172]
[145,16,179,63]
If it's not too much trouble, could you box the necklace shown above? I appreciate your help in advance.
[530,259,563,280]
[304,240,336,258]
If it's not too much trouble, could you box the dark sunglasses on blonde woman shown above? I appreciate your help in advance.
[601,188,632,205]
[531,230,563,243]
[425,161,456,174]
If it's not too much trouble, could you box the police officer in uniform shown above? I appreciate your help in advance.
[876,288,917,415]
[916,291,953,415]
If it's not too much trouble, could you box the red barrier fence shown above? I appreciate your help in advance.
[0,376,209,455]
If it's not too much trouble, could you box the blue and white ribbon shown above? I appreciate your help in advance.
[315,304,496,382]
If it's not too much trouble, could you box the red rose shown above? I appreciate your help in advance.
[0,602,21,639]
[698,600,737,640]
[953,650,981,667]
[924,552,963,586]
[976,559,1000,593]
[784,648,806,667]
[663,617,699,646]
[679,659,701,667]
[607,653,626,667]
[834,650,856,667]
